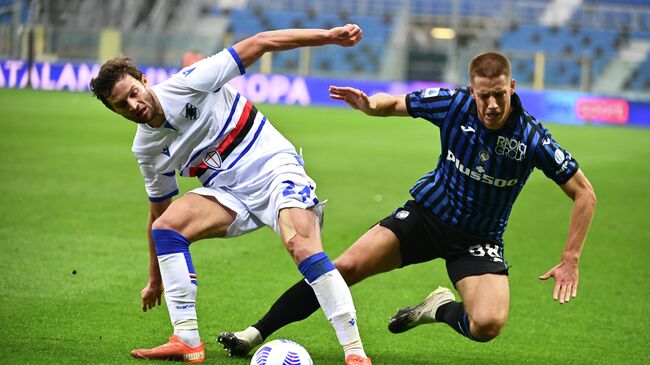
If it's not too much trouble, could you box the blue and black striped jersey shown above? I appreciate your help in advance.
[406,87,579,240]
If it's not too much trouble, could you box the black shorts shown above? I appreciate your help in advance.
[378,200,509,284]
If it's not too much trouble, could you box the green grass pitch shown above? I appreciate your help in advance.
[1,88,649,364]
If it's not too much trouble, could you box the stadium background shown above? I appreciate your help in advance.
[1,0,649,364]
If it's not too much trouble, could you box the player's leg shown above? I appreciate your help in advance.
[222,198,445,357]
[388,274,509,342]
[387,202,511,341]
[218,224,402,356]
[132,193,236,361]
[153,192,236,241]
[220,201,431,358]
[334,224,403,285]
[452,273,509,341]
[278,206,373,364]
[266,224,402,335]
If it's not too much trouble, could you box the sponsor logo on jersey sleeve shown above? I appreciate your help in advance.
[423,88,441,98]
[554,149,565,164]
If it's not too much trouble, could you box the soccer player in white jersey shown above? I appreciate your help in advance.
[90,24,373,365]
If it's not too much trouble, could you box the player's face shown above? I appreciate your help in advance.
[469,75,515,130]
[107,75,164,127]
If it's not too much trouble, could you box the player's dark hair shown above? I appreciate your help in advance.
[90,57,143,110]
[468,52,512,82]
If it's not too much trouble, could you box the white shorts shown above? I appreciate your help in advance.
[189,164,324,237]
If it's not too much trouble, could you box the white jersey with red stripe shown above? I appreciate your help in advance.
[131,47,300,202]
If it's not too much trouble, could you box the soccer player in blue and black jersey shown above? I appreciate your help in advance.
[218,52,596,353]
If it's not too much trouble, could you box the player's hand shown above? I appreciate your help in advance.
[141,281,163,312]
[538,261,579,304]
[329,86,372,113]
[328,24,363,47]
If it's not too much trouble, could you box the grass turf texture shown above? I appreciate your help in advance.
[1,88,649,364]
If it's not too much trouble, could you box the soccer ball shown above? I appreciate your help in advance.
[250,339,313,365]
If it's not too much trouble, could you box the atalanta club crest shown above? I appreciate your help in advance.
[479,150,490,164]
[203,150,222,169]
[181,103,200,120]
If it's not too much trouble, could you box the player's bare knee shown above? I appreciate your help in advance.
[332,256,359,285]
[472,323,502,342]
[152,213,190,235]
[152,214,177,231]
[470,314,507,341]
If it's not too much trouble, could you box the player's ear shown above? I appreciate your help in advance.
[468,84,475,99]
[141,74,148,86]
[510,78,516,94]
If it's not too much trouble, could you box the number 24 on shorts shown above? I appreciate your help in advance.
[281,180,314,203]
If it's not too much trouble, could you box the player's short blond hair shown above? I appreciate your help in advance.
[468,52,512,82]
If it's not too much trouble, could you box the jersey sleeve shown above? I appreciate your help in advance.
[533,128,579,185]
[174,47,245,93]
[405,88,455,127]
[136,157,179,202]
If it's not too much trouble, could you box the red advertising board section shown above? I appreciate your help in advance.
[576,98,629,124]
[1,59,649,127]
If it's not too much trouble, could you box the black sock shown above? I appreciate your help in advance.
[253,279,320,340]
[434,301,480,341]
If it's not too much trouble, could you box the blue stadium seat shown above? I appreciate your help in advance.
[627,58,650,91]
[267,10,306,29]
[227,7,393,76]
[510,58,534,84]
[584,0,650,5]
[572,8,634,30]
[0,0,23,24]
[501,24,620,88]
[410,0,506,17]
[228,9,266,34]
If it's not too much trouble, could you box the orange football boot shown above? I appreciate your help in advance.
[345,354,373,365]
[131,335,205,363]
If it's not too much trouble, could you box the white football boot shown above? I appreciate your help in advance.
[388,286,455,333]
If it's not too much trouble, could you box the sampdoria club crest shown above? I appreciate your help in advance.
[181,103,200,120]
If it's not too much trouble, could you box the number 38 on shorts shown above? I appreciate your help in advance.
[468,243,504,263]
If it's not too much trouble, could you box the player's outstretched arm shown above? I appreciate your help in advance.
[232,24,362,69]
[539,169,596,304]
[329,86,409,117]
[140,199,172,312]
